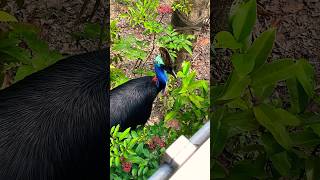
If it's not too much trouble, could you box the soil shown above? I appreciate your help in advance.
[1,0,106,55]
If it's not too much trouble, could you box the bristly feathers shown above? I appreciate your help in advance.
[0,50,109,180]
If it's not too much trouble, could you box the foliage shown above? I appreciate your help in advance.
[122,0,159,27]
[72,22,108,45]
[110,65,129,89]
[157,25,195,60]
[110,124,171,180]
[0,12,62,86]
[212,0,320,179]
[171,0,192,15]
[112,35,148,61]
[165,61,209,137]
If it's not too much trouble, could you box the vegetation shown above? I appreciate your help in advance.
[110,0,209,179]
[212,0,320,179]
[0,11,62,86]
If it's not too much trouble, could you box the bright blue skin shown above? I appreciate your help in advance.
[154,55,168,90]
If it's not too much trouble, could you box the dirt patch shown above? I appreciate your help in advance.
[2,0,106,55]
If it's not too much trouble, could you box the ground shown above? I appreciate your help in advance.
[2,0,106,55]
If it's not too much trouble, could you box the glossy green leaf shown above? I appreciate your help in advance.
[231,0,257,41]
[218,71,250,100]
[295,59,315,98]
[215,31,242,49]
[222,110,258,133]
[119,127,131,141]
[252,59,295,88]
[231,53,254,77]
[248,28,276,71]
[253,104,292,150]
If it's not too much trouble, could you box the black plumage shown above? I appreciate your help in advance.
[110,76,160,129]
[0,50,109,180]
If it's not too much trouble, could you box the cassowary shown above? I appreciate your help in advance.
[0,50,108,180]
[110,47,176,130]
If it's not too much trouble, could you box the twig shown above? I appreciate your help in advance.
[139,14,165,69]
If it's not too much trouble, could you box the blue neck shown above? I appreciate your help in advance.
[154,64,168,89]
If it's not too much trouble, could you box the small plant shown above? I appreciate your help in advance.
[212,0,320,179]
[157,25,194,60]
[165,61,209,137]
[122,0,159,27]
[171,0,192,15]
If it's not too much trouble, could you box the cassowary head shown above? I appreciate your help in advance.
[153,47,176,91]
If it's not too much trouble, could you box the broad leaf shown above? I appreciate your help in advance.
[253,104,293,150]
[231,53,254,77]
[215,31,242,49]
[231,0,257,42]
[295,59,315,98]
[252,59,295,88]
[248,28,276,71]
[218,71,250,100]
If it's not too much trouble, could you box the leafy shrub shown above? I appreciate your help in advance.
[171,0,192,15]
[122,0,159,27]
[212,0,320,179]
[157,25,194,60]
[110,124,170,180]
[0,11,62,85]
[165,61,209,137]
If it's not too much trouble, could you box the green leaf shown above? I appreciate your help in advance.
[251,59,295,88]
[286,77,309,114]
[270,151,291,176]
[165,111,177,121]
[231,0,257,41]
[119,127,131,141]
[212,108,229,156]
[253,104,292,150]
[294,59,315,98]
[189,95,202,108]
[215,31,242,49]
[231,53,254,77]
[247,28,276,71]
[0,11,18,22]
[14,65,35,82]
[274,108,301,126]
[218,71,250,100]
[223,110,258,134]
